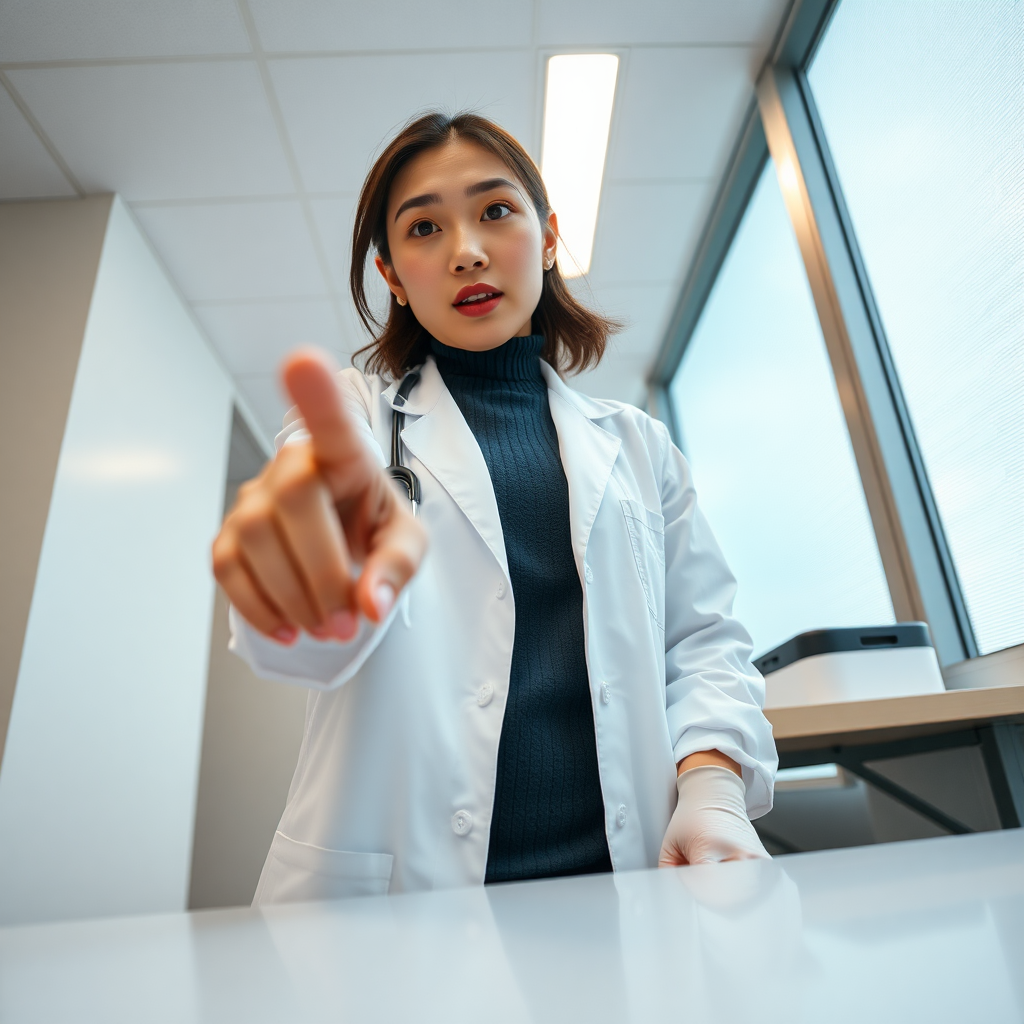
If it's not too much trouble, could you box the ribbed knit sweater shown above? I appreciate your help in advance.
[431,335,612,883]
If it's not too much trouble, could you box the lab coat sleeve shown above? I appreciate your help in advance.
[655,419,777,818]
[227,368,400,691]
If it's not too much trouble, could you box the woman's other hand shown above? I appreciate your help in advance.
[658,758,770,867]
[212,349,428,645]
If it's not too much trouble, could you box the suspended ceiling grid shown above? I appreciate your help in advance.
[0,0,789,442]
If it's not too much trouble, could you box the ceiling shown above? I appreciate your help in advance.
[0,0,789,443]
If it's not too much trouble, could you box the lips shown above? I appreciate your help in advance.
[452,283,503,317]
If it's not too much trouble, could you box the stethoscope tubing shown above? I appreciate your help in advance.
[387,370,422,512]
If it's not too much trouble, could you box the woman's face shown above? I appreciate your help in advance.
[377,139,557,351]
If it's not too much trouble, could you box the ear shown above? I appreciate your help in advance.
[542,212,558,271]
[374,255,408,306]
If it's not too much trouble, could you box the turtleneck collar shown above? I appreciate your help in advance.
[430,335,545,382]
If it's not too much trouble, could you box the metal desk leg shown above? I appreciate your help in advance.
[980,723,1024,829]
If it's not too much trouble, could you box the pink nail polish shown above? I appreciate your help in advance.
[273,626,298,645]
[331,610,358,640]
[374,583,396,618]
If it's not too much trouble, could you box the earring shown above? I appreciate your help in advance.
[396,295,407,306]
[544,257,555,271]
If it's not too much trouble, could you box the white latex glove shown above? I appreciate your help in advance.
[658,765,770,867]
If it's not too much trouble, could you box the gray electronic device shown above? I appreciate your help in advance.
[754,624,945,709]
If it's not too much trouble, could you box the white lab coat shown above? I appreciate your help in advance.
[230,356,777,904]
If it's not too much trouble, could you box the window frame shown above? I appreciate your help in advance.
[648,0,979,666]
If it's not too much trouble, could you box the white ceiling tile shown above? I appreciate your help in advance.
[607,47,756,180]
[195,299,346,376]
[234,373,290,440]
[588,180,709,287]
[0,0,250,61]
[579,282,675,360]
[308,194,386,344]
[249,0,533,52]
[308,193,358,292]
[270,50,537,193]
[569,354,649,406]
[539,0,789,47]
[7,62,293,200]
[133,200,326,301]
[0,84,75,198]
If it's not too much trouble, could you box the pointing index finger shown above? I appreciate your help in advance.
[281,348,377,496]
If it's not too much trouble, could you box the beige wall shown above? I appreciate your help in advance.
[0,195,112,767]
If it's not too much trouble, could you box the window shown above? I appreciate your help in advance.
[669,164,894,657]
[808,0,1024,654]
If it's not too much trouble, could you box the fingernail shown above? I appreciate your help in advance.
[373,582,396,618]
[310,623,332,640]
[331,609,358,640]
[273,626,298,645]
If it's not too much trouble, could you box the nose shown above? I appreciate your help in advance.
[450,227,488,274]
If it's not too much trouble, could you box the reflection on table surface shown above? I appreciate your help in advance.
[1,830,1022,1023]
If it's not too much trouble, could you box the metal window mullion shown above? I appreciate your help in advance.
[648,104,769,407]
[756,64,975,666]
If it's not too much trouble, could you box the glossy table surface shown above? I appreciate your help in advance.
[2,830,1022,1023]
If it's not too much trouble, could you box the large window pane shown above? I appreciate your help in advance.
[808,0,1024,655]
[669,164,894,657]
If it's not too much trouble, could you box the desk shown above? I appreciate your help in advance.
[766,685,1024,833]
[1,830,1022,1023]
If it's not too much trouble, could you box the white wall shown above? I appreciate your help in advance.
[0,197,233,926]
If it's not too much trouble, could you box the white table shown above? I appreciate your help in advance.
[2,830,1022,1023]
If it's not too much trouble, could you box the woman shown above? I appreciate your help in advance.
[212,111,776,903]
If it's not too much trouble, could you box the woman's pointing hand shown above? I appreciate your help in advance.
[212,349,428,644]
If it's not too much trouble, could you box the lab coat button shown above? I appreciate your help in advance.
[496,579,506,599]
[584,563,594,584]
[476,683,494,707]
[616,804,627,828]
[452,810,473,836]
[600,682,611,705]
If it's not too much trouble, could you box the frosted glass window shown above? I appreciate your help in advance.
[669,164,894,657]
[808,0,1024,655]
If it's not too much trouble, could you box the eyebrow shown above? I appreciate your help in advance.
[465,177,521,198]
[393,177,523,222]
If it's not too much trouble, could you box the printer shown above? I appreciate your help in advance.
[753,623,946,710]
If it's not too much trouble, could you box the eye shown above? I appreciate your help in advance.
[483,202,512,221]
[410,220,438,238]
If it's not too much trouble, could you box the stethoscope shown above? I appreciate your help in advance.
[387,370,422,513]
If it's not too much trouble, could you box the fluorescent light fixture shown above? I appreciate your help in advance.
[541,53,619,278]
[63,449,181,482]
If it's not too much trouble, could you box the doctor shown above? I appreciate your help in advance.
[213,111,776,903]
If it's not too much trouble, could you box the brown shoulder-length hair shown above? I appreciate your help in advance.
[351,110,621,380]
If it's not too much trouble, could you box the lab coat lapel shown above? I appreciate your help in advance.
[542,364,622,570]
[397,358,509,576]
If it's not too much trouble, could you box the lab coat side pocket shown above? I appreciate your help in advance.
[621,499,666,633]
[254,831,394,905]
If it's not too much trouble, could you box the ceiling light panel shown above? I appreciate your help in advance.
[541,53,619,278]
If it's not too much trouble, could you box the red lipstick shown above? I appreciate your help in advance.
[452,283,503,318]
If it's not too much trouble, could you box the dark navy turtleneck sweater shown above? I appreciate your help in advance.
[431,335,612,883]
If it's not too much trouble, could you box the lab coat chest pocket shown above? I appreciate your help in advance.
[255,831,394,905]
[621,499,666,632]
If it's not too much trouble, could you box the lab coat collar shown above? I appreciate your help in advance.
[542,363,622,569]
[383,355,621,421]
[381,358,440,416]
[391,354,622,579]
[539,361,621,422]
